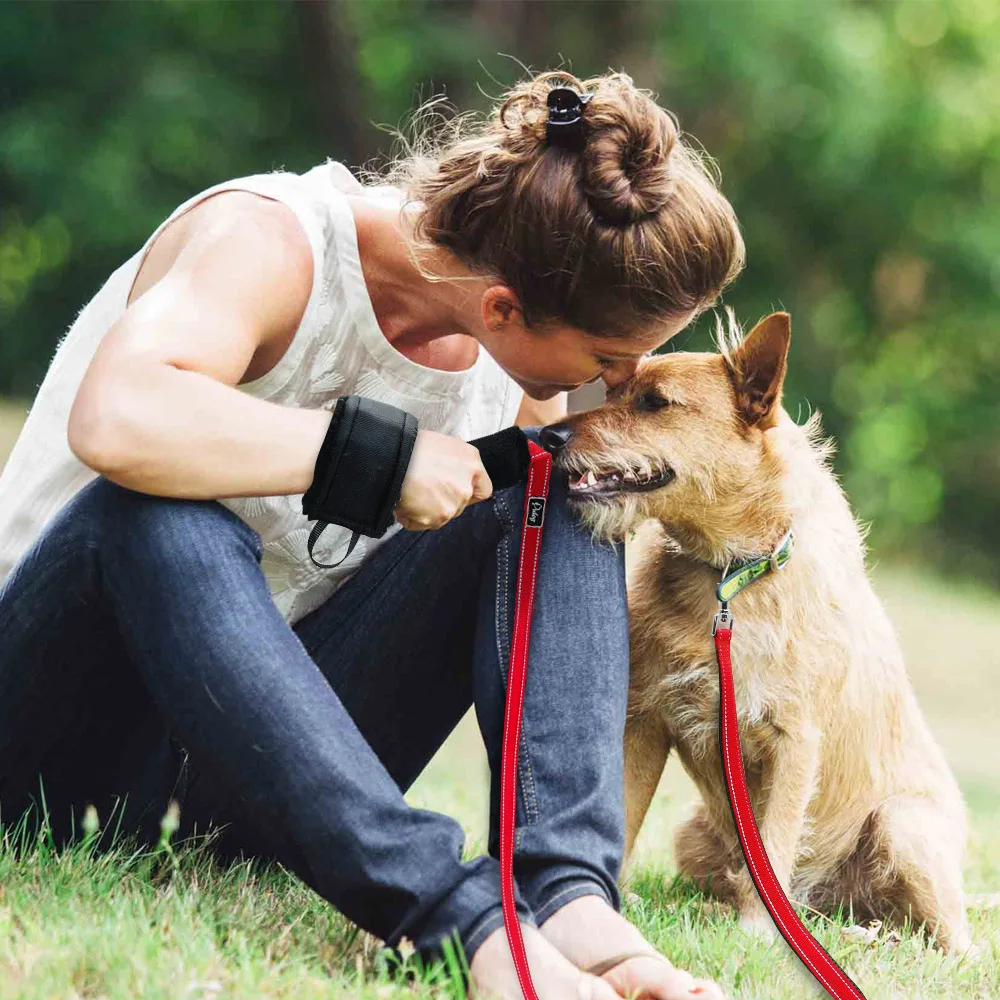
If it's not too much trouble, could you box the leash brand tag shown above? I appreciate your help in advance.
[526,496,546,528]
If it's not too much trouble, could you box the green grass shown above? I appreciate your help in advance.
[1,405,998,998]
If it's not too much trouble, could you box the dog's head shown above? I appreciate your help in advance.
[540,311,792,551]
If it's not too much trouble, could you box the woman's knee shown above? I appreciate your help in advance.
[500,425,626,566]
[68,475,263,568]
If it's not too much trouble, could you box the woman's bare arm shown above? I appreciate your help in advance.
[68,192,333,499]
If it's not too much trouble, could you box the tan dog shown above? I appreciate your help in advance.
[545,311,972,954]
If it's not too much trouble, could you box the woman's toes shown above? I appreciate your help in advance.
[601,954,698,999]
[688,978,729,999]
[579,971,625,1000]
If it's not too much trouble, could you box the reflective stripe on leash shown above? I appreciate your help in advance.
[499,438,550,1000]
[715,620,868,999]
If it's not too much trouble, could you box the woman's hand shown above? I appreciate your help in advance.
[393,429,494,531]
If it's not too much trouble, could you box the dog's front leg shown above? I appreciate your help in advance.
[623,708,671,865]
[730,719,821,939]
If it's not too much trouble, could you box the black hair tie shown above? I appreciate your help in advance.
[546,86,592,150]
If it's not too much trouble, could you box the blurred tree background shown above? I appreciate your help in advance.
[1,0,998,583]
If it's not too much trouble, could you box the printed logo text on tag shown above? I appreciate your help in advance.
[526,497,546,528]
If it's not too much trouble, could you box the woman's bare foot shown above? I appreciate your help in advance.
[538,894,729,1000]
[469,920,624,1000]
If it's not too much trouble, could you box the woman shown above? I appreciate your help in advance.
[0,70,743,1000]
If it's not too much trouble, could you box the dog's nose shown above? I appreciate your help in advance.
[539,422,573,454]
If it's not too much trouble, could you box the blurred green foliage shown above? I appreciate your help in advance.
[1,0,997,581]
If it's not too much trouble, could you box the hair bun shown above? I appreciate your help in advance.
[579,74,679,226]
[386,65,745,336]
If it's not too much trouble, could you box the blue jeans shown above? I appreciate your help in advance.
[0,427,630,973]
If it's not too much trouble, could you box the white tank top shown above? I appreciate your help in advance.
[0,159,525,624]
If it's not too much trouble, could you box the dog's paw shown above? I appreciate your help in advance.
[959,941,983,961]
[738,910,780,944]
[946,933,981,961]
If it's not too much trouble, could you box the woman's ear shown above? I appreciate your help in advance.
[481,285,525,333]
[726,311,791,430]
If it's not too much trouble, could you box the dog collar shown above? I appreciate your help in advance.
[715,526,794,604]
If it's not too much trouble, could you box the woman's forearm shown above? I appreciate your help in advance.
[69,359,332,499]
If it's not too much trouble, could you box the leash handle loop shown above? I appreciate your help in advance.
[499,439,550,1000]
[715,622,868,1000]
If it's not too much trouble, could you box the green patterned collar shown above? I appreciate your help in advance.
[715,526,794,603]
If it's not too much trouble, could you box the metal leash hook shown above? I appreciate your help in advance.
[712,600,733,635]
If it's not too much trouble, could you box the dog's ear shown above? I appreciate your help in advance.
[726,312,791,430]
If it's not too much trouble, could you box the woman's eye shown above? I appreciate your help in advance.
[596,357,616,370]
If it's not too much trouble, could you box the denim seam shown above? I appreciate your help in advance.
[505,490,541,826]
[518,737,540,826]
[461,902,539,970]
[494,529,509,686]
[512,526,540,824]
[463,904,505,955]
[533,880,613,926]
[492,491,540,827]
[467,892,540,942]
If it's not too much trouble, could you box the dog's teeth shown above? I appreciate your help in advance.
[585,470,597,486]
[623,469,637,482]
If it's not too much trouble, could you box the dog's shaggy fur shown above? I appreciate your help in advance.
[547,311,972,954]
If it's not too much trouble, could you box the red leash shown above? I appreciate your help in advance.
[498,442,866,999]
[713,612,868,999]
[499,439,550,1000]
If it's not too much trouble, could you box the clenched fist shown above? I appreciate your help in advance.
[393,429,494,531]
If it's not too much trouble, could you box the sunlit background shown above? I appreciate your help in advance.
[3,0,998,578]
[1,3,998,986]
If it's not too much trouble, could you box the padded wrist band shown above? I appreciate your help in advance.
[302,395,418,569]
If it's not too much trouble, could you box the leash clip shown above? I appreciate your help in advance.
[712,602,734,635]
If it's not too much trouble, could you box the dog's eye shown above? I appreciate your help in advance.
[638,391,672,411]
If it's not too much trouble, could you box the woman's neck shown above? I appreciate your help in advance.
[347,195,485,367]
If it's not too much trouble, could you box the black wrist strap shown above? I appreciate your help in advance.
[302,395,418,569]
[302,400,533,571]
[306,520,365,569]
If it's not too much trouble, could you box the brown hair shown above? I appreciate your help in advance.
[369,69,745,339]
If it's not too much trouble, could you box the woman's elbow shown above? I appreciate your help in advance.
[67,388,135,476]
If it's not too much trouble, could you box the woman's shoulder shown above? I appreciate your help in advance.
[120,168,337,398]
[304,159,365,193]
[305,158,401,199]
[168,162,371,398]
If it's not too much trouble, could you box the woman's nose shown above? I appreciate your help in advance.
[602,359,641,390]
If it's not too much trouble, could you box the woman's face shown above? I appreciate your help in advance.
[477,287,698,400]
